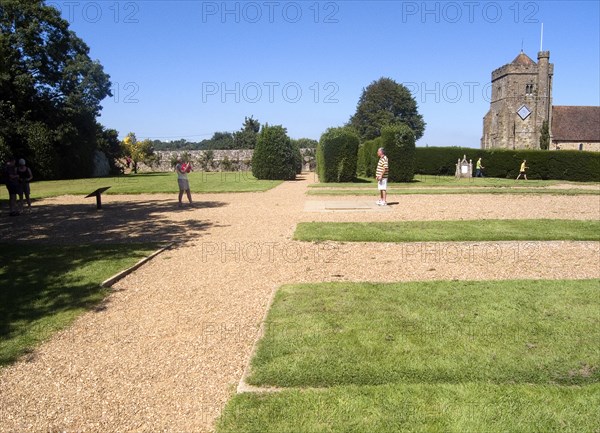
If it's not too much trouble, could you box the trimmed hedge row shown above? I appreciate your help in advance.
[317,127,359,182]
[414,147,600,182]
[381,124,416,182]
[357,137,382,178]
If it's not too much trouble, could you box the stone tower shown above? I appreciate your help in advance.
[481,51,554,149]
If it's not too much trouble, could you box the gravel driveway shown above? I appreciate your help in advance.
[1,175,599,432]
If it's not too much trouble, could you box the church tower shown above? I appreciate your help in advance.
[481,51,554,149]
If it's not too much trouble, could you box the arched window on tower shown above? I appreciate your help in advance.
[525,84,534,95]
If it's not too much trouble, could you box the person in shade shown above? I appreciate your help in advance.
[3,157,20,216]
[375,147,389,206]
[16,159,33,211]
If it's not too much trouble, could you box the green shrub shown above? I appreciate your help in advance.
[317,127,360,182]
[220,155,234,171]
[251,125,296,180]
[415,147,600,182]
[292,141,303,174]
[380,124,416,182]
[357,137,382,178]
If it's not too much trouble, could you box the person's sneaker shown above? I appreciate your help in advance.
[380,202,387,206]
[376,200,383,205]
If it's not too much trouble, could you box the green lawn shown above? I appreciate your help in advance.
[216,280,600,432]
[248,280,599,387]
[0,243,160,366]
[307,176,596,189]
[218,383,599,433]
[25,171,282,199]
[294,219,600,243]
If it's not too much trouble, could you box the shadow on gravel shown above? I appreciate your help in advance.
[0,198,225,244]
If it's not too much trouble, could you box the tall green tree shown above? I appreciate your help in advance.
[233,116,261,149]
[539,120,550,150]
[0,0,112,178]
[349,77,425,142]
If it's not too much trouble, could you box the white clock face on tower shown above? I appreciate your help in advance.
[517,104,532,120]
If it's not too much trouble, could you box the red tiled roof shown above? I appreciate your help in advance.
[552,106,600,141]
[511,51,536,66]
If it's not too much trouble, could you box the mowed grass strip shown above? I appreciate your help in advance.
[306,188,600,196]
[0,243,160,367]
[307,176,594,188]
[294,220,600,243]
[28,172,282,199]
[247,280,600,388]
[217,383,599,433]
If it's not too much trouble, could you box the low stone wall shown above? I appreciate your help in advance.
[137,149,316,172]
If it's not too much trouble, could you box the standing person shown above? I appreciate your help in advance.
[17,159,33,211]
[475,158,485,177]
[2,157,20,216]
[516,159,528,180]
[175,156,193,207]
[375,147,389,206]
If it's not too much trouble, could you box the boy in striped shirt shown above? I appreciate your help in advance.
[376,147,389,206]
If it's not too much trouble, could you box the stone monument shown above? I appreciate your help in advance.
[455,155,473,179]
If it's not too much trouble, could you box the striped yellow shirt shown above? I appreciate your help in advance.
[376,155,389,179]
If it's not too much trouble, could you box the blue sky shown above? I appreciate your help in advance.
[49,1,600,147]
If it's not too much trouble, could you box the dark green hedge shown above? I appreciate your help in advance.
[381,124,416,182]
[251,125,296,180]
[357,137,382,178]
[292,141,303,175]
[414,147,600,182]
[317,127,360,182]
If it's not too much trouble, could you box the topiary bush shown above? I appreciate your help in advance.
[251,124,296,180]
[317,127,359,182]
[292,141,303,174]
[380,124,416,182]
[357,137,382,178]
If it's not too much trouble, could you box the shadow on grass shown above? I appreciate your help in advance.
[0,244,157,366]
[351,177,372,183]
[0,198,225,244]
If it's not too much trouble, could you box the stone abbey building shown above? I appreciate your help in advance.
[481,51,600,151]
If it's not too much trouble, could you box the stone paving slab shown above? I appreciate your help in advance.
[304,200,394,212]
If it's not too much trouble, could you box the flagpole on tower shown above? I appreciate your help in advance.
[540,23,544,51]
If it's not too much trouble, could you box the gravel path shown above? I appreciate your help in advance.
[1,175,599,432]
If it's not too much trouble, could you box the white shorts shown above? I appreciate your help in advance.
[178,179,190,191]
[378,178,388,191]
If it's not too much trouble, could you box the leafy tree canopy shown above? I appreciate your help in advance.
[233,116,261,149]
[122,132,154,173]
[291,138,318,148]
[0,0,113,178]
[348,77,425,142]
